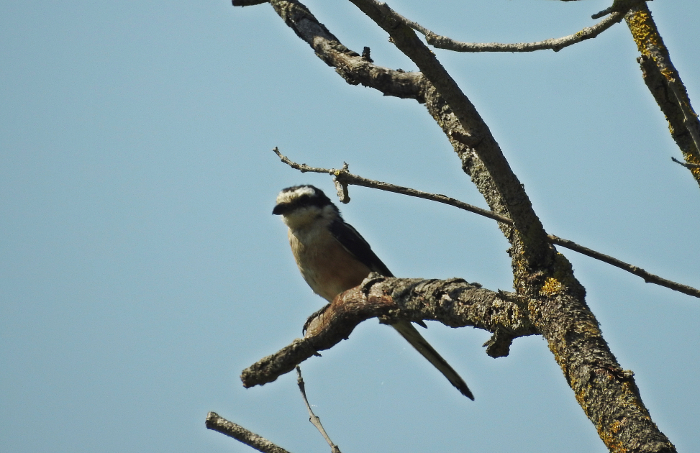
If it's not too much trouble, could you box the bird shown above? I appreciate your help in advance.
[272,184,473,399]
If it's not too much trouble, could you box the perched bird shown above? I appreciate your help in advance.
[273,184,473,399]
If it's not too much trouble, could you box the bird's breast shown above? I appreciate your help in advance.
[288,227,371,302]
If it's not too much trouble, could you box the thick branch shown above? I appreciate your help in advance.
[242,276,673,452]
[625,4,700,186]
[347,0,557,277]
[241,277,535,388]
[268,0,427,101]
[206,412,291,453]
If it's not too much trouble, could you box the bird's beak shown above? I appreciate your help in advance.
[272,203,286,215]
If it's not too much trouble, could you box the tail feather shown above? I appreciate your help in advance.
[391,320,474,400]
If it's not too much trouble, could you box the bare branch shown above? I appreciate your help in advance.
[403,9,625,53]
[274,148,700,299]
[241,278,534,388]
[205,412,292,453]
[232,0,269,6]
[547,235,700,298]
[257,0,428,101]
[672,156,700,169]
[296,367,341,453]
[242,276,670,452]
[625,4,700,186]
[272,147,511,224]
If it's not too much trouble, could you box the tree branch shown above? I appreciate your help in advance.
[205,412,292,453]
[672,156,700,169]
[402,8,625,53]
[264,0,427,101]
[296,367,341,453]
[273,147,700,299]
[625,4,700,186]
[242,275,673,452]
[241,277,534,388]
[232,0,269,6]
[347,0,557,274]
[547,234,700,298]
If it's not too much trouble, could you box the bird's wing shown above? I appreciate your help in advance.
[328,219,394,277]
[330,218,426,328]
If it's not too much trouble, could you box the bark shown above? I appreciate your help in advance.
[232,1,679,451]
[241,277,534,388]
[625,4,700,187]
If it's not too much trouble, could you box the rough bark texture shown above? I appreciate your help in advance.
[241,277,534,388]
[625,4,700,186]
[233,1,678,451]
[206,412,291,453]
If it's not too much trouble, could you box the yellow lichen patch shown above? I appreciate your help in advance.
[551,252,578,289]
[610,419,622,434]
[659,66,674,81]
[626,8,665,56]
[575,319,602,337]
[540,277,563,296]
[598,425,626,453]
[681,152,700,179]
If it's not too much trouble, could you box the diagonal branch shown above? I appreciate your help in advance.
[241,277,535,388]
[296,367,342,453]
[206,412,292,453]
[625,4,700,186]
[347,0,555,271]
[261,0,427,101]
[273,148,700,299]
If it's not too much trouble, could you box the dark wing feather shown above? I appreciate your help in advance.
[330,219,428,328]
[328,219,393,277]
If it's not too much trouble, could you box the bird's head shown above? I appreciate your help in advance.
[273,185,340,229]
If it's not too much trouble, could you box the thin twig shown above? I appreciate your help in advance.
[671,156,700,169]
[205,412,292,453]
[273,148,511,224]
[232,0,269,6]
[547,235,700,298]
[296,367,341,453]
[273,148,700,299]
[398,7,626,53]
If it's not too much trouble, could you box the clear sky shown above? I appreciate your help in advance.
[1,1,698,452]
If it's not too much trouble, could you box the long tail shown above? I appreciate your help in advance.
[391,320,474,400]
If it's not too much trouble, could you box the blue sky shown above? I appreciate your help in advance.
[1,1,698,452]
